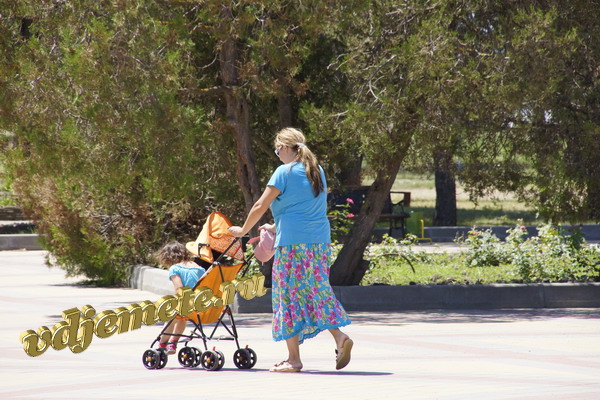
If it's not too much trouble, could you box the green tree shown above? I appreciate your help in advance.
[0,0,347,284]
[180,1,346,223]
[456,1,600,223]
[0,0,225,284]
[306,0,590,285]
[2,0,598,288]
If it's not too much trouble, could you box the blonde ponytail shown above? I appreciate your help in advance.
[275,128,324,197]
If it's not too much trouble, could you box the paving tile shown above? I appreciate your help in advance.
[1,250,599,400]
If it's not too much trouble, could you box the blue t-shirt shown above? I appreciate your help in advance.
[168,264,206,288]
[267,162,331,247]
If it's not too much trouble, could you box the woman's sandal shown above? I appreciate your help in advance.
[335,338,354,370]
[270,360,302,373]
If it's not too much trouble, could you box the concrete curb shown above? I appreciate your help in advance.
[0,234,42,250]
[129,265,173,296]
[129,265,600,312]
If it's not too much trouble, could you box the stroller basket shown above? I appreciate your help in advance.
[142,212,258,371]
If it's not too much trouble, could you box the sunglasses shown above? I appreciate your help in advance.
[274,145,283,157]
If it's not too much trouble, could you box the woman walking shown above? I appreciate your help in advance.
[228,127,353,372]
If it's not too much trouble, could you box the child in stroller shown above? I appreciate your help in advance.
[142,212,258,371]
[155,241,206,355]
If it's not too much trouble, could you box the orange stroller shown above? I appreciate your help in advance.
[142,212,258,371]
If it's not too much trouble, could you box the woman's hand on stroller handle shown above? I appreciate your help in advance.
[228,226,244,237]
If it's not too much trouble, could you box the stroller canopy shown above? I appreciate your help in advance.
[186,212,244,264]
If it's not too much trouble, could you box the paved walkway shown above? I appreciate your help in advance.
[1,250,600,400]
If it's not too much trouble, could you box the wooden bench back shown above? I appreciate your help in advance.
[328,186,405,215]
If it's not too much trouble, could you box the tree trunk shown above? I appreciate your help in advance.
[276,73,294,128]
[337,156,363,187]
[330,149,406,286]
[433,150,457,226]
[218,7,263,235]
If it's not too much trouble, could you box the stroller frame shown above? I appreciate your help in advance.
[142,234,258,371]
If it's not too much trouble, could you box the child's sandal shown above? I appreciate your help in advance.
[166,342,177,355]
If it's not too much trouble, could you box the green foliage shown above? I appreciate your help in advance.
[361,231,599,286]
[451,2,600,222]
[460,223,600,283]
[361,252,519,286]
[243,244,262,277]
[0,1,235,285]
[363,220,599,286]
[362,235,432,285]
[1,0,600,286]
[327,198,355,243]
[459,227,511,267]
[508,225,600,282]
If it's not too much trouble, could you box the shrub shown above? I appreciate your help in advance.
[0,4,243,285]
[510,224,600,282]
[459,223,600,283]
[362,234,432,285]
[459,226,511,267]
[328,198,355,243]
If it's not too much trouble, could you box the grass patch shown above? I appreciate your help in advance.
[359,226,600,286]
[361,249,600,286]
[362,252,522,286]
[407,204,540,227]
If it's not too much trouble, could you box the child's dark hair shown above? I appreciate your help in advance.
[156,241,191,267]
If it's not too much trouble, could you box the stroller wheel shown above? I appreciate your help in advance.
[190,347,202,368]
[201,350,220,371]
[215,350,225,370]
[142,349,160,370]
[245,348,257,369]
[178,347,196,368]
[157,348,168,369]
[233,348,256,369]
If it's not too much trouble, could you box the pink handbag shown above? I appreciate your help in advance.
[248,229,276,262]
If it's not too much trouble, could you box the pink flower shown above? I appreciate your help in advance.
[314,309,323,320]
[520,226,526,231]
[346,198,355,204]
[284,311,293,327]
[346,213,355,219]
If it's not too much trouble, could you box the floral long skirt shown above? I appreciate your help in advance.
[271,243,351,344]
